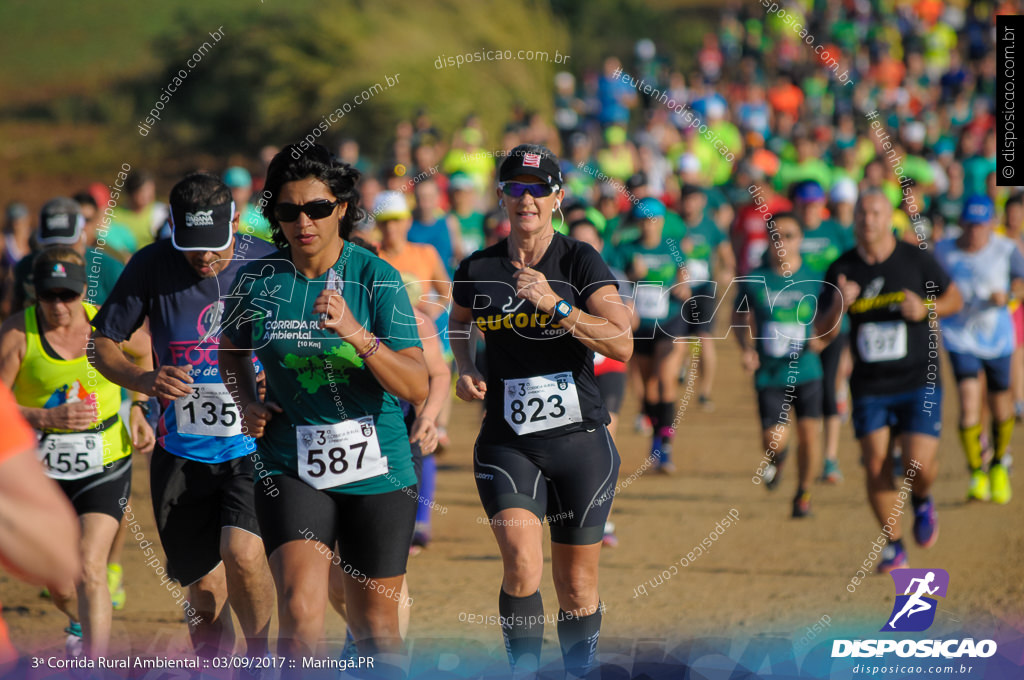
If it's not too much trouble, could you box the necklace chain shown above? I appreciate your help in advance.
[512,231,554,269]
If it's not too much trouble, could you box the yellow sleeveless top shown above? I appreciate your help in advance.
[13,303,130,468]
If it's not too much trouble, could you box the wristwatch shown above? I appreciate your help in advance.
[131,400,151,416]
[551,299,573,325]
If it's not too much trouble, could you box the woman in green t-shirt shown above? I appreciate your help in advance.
[219,144,428,670]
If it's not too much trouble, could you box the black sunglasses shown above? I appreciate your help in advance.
[274,199,340,222]
[38,289,81,303]
[499,182,556,199]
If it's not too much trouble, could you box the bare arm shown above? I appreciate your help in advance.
[314,289,429,405]
[732,304,760,373]
[113,325,158,454]
[407,312,452,455]
[716,241,736,288]
[0,449,81,587]
[815,274,858,344]
[218,334,260,414]
[119,324,155,401]
[449,302,487,401]
[558,284,634,362]
[932,282,962,318]
[90,331,193,400]
[414,313,451,423]
[0,314,26,392]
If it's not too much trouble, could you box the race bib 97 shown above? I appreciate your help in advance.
[503,372,583,435]
[38,432,104,480]
[296,417,387,490]
[857,321,908,362]
[175,384,244,437]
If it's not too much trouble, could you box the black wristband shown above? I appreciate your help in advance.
[131,400,151,416]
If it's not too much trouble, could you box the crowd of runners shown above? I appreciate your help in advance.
[0,1,1020,678]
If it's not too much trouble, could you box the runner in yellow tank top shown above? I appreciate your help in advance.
[0,247,153,659]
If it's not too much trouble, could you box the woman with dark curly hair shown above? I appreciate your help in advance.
[218,143,428,667]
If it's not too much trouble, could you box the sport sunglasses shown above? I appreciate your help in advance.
[499,182,556,199]
[38,289,81,302]
[273,199,340,222]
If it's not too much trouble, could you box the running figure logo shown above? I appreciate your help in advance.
[881,568,949,632]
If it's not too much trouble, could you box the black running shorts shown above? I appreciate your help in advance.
[255,474,417,579]
[756,379,824,430]
[150,444,262,587]
[57,455,132,520]
[474,427,620,545]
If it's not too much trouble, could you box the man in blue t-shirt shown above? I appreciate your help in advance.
[90,173,275,660]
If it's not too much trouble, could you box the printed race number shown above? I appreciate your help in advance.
[857,321,908,362]
[38,432,104,480]
[762,322,807,358]
[175,384,243,437]
[503,373,583,435]
[634,284,669,320]
[296,416,387,490]
[685,258,710,284]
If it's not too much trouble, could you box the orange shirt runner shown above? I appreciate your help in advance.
[0,381,38,666]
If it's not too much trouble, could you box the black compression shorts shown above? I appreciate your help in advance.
[57,455,132,520]
[255,474,417,579]
[474,427,620,546]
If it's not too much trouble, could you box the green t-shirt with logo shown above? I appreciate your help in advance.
[742,262,824,390]
[222,243,421,495]
[617,238,686,331]
[799,218,853,274]
[452,210,485,256]
[607,211,685,252]
[681,215,726,292]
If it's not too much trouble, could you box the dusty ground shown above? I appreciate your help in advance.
[3,337,1023,675]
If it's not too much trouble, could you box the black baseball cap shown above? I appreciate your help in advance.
[38,198,84,246]
[498,145,563,188]
[34,258,87,294]
[170,200,236,251]
[679,183,705,199]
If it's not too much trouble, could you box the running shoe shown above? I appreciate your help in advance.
[967,468,991,502]
[990,463,1012,505]
[877,540,908,574]
[339,628,358,663]
[409,523,430,555]
[602,521,618,548]
[64,621,83,658]
[760,461,780,490]
[821,459,843,484]
[108,563,126,610]
[634,414,653,436]
[655,441,676,475]
[791,490,812,518]
[698,394,715,412]
[912,496,939,548]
